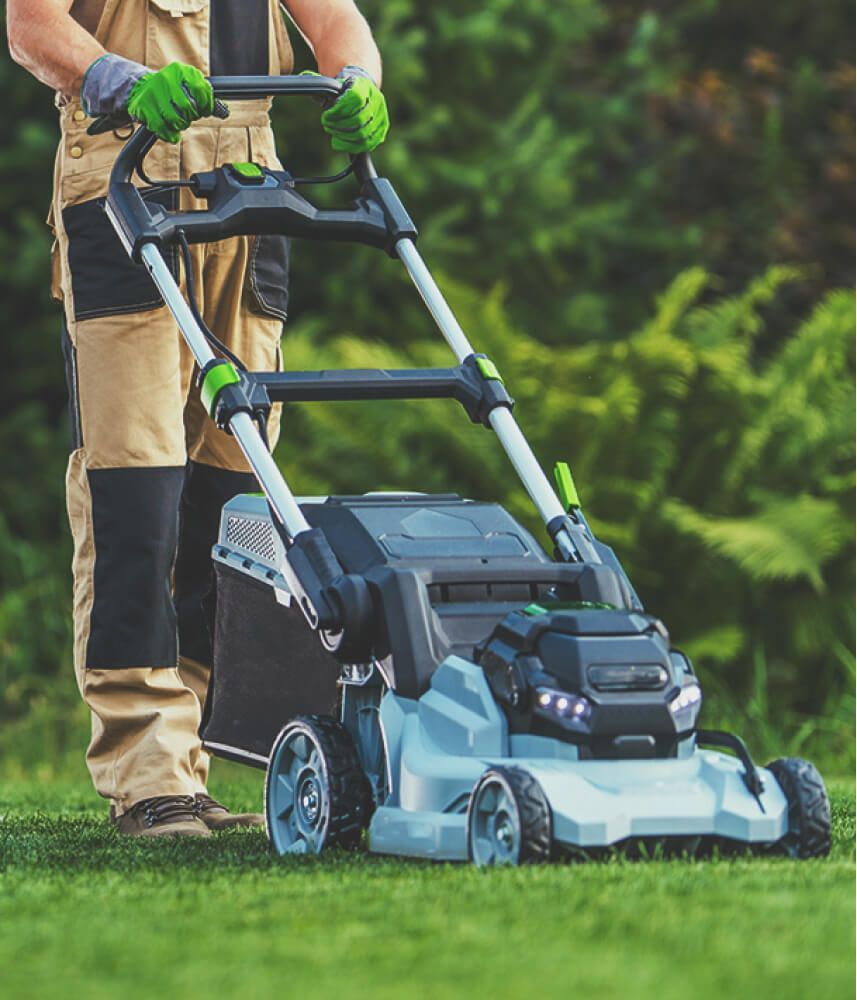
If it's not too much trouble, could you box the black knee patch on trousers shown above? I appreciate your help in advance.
[86,466,184,669]
[174,462,257,665]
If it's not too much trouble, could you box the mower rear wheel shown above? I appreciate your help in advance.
[766,757,831,859]
[265,715,373,856]
[467,766,552,867]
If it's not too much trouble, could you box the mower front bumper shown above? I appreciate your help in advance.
[369,746,787,860]
[524,752,787,849]
[367,658,788,860]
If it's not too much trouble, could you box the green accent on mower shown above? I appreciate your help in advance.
[475,357,503,382]
[522,602,549,616]
[201,361,241,416]
[230,161,264,180]
[554,461,581,510]
[523,600,615,615]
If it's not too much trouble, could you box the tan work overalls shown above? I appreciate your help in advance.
[52,0,293,813]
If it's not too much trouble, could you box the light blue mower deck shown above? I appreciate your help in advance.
[368,657,787,860]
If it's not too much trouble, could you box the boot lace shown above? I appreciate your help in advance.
[132,795,197,828]
[192,794,225,817]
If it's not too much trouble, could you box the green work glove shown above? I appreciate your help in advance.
[127,61,214,143]
[307,67,390,153]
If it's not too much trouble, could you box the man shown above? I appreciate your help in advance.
[6,0,389,837]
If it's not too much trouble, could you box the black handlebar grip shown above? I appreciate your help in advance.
[90,98,230,136]
[87,112,130,136]
[208,74,345,101]
[350,153,378,185]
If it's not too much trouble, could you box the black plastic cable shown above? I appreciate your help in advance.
[134,137,196,187]
[290,161,355,186]
[140,183,193,199]
[138,167,197,187]
[176,230,247,372]
[176,231,273,453]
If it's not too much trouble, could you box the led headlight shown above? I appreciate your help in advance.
[535,687,592,723]
[668,681,702,731]
[669,682,702,714]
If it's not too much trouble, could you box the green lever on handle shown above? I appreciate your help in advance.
[553,461,581,510]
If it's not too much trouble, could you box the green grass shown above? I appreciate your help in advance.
[1,768,854,1000]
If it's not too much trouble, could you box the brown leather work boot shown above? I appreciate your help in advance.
[112,795,212,838]
[192,793,265,831]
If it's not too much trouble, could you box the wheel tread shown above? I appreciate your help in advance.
[766,757,832,859]
[468,765,552,865]
[266,714,373,853]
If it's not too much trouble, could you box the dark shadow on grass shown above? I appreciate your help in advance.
[1,788,853,875]
[0,812,440,875]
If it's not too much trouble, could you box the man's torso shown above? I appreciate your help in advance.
[68,0,293,79]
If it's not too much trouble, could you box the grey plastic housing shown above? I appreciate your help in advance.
[368,656,788,859]
[211,493,789,858]
[213,492,633,697]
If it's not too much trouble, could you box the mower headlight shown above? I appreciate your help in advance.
[669,682,702,713]
[535,687,592,723]
[668,682,702,729]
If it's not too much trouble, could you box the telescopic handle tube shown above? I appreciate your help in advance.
[393,237,591,562]
[138,243,311,540]
[394,239,476,363]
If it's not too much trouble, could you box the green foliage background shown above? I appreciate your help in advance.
[0,1,853,774]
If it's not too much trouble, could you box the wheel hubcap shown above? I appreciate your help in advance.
[266,728,329,854]
[470,780,521,866]
[493,812,515,851]
[298,772,322,827]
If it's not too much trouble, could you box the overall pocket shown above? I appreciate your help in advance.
[146,0,208,70]
[245,235,290,323]
[62,189,179,321]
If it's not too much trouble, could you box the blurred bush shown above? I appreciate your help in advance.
[273,270,855,767]
[0,1,853,772]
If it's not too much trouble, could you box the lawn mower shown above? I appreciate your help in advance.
[101,75,831,865]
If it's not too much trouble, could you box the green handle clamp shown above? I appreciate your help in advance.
[200,360,241,417]
[475,356,503,382]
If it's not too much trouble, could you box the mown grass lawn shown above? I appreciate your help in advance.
[0,769,853,1000]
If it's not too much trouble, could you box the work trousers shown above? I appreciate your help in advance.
[52,103,286,812]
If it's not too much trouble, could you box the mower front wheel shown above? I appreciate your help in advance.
[766,757,832,859]
[265,715,373,856]
[467,766,552,867]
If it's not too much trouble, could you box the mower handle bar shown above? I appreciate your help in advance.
[90,71,344,135]
[107,74,377,190]
[207,74,343,100]
[103,75,595,583]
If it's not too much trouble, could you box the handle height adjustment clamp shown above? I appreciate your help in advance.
[361,177,418,254]
[199,359,271,434]
[462,354,514,426]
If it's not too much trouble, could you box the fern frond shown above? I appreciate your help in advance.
[662,495,851,590]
